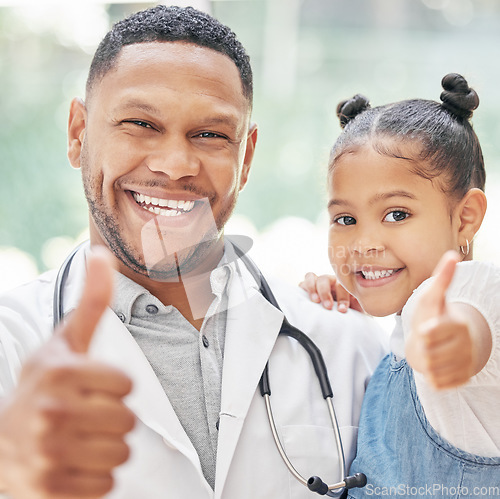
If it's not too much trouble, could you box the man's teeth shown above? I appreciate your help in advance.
[361,269,396,280]
[132,193,195,217]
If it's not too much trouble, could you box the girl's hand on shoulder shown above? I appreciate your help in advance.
[299,272,363,313]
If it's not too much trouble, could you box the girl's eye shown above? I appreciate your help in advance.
[335,215,356,226]
[384,210,410,223]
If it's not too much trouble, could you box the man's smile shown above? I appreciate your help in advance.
[131,191,197,217]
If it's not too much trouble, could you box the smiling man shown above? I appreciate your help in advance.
[0,6,387,499]
[72,37,256,328]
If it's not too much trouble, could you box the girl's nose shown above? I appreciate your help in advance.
[351,233,385,256]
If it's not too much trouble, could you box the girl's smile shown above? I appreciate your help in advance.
[355,266,405,287]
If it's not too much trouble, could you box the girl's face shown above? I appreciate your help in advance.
[327,143,461,317]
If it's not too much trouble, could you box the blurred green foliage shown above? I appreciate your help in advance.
[1,0,500,270]
[0,6,91,265]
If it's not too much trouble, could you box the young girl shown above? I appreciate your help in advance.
[301,73,500,497]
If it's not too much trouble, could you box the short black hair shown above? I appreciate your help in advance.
[331,73,485,199]
[86,5,253,104]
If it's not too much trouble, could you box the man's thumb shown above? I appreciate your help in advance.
[427,250,460,316]
[61,246,115,354]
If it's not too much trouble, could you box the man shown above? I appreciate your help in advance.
[0,6,387,499]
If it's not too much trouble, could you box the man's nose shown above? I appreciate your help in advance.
[146,137,201,180]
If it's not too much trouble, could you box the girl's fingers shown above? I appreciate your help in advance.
[299,273,364,313]
[299,272,321,303]
[316,275,337,309]
[334,282,351,313]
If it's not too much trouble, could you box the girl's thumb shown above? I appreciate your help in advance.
[427,250,460,317]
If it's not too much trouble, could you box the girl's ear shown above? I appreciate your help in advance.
[456,188,487,255]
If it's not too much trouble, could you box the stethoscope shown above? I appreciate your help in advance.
[53,241,367,497]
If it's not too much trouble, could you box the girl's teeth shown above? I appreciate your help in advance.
[361,269,396,280]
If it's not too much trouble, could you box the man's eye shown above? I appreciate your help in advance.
[335,216,356,226]
[123,120,154,129]
[197,132,225,139]
[384,210,409,222]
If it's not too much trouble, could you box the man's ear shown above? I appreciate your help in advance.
[239,123,258,192]
[456,187,487,252]
[67,98,87,169]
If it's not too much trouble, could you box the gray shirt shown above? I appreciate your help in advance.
[112,255,233,490]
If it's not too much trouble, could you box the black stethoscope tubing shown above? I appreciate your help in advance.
[53,241,366,496]
[53,242,83,329]
[231,243,366,496]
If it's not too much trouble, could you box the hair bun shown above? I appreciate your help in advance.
[336,94,370,129]
[440,73,479,120]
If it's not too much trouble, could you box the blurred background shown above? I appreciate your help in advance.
[1,0,500,297]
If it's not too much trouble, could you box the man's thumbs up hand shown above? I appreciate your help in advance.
[0,247,134,499]
[406,251,476,390]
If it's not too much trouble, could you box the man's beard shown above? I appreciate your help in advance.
[81,166,238,281]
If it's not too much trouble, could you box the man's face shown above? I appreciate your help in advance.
[68,41,256,280]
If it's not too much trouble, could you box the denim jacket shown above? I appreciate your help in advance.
[347,353,500,498]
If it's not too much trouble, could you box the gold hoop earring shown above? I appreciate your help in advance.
[460,239,470,257]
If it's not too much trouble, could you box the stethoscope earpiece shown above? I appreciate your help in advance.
[307,473,367,496]
[307,476,329,495]
[344,473,367,489]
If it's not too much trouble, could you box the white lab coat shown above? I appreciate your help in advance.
[0,246,387,499]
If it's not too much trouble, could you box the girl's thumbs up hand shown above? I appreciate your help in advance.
[405,251,476,390]
[0,246,134,499]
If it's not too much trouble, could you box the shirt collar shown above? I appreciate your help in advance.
[112,240,235,322]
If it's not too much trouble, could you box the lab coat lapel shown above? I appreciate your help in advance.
[63,245,199,469]
[215,265,284,497]
[88,310,202,467]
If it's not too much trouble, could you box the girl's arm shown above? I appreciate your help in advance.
[405,251,493,389]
